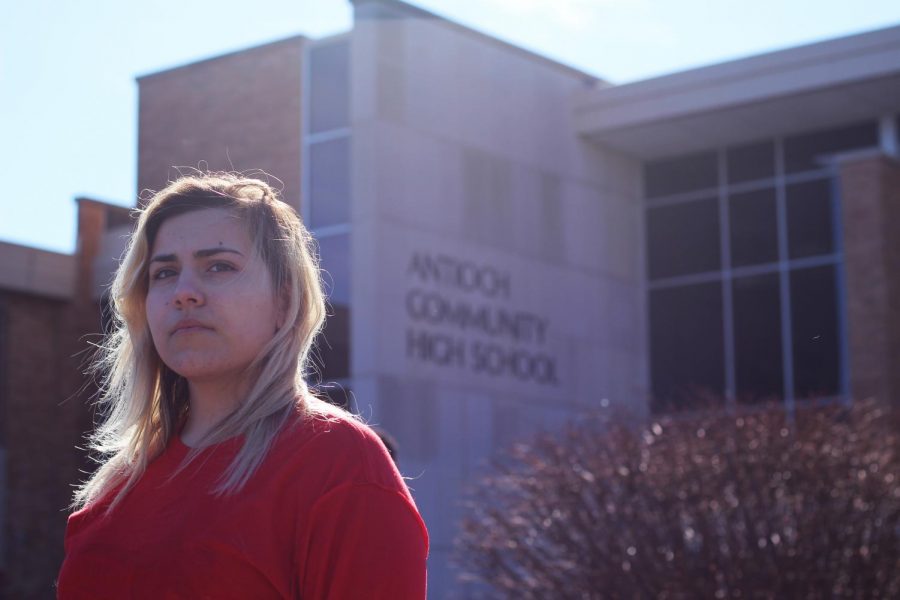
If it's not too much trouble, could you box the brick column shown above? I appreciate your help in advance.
[838,153,900,404]
[71,199,109,440]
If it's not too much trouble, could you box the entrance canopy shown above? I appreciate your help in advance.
[573,25,900,159]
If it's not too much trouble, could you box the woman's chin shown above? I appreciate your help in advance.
[163,357,234,382]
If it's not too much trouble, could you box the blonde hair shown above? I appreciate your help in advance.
[74,172,329,511]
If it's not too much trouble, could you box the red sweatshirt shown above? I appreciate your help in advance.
[58,410,429,599]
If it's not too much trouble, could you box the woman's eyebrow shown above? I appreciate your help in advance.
[194,247,244,259]
[149,253,177,264]
[149,248,244,263]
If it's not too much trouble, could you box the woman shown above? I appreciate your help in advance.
[58,173,428,598]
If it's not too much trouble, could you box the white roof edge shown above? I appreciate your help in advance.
[574,24,900,132]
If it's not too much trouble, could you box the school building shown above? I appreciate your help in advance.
[1,0,899,596]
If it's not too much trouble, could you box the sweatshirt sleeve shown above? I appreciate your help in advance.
[298,482,429,599]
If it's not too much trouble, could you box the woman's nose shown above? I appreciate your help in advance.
[172,273,205,307]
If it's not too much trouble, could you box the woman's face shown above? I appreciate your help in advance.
[145,208,283,384]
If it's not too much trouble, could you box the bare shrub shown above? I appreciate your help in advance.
[456,400,900,599]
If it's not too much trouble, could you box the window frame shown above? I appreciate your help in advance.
[643,127,863,414]
[302,35,354,392]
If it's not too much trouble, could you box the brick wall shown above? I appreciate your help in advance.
[137,37,306,210]
[839,153,900,404]
[0,199,113,598]
[0,293,94,599]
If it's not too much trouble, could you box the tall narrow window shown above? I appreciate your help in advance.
[317,234,350,306]
[790,266,840,398]
[786,179,834,259]
[309,137,350,229]
[649,282,725,411]
[305,38,352,389]
[732,274,783,402]
[312,304,350,383]
[309,42,349,134]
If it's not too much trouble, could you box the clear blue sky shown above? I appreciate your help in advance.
[2,0,899,254]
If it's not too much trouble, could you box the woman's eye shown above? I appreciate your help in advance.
[209,262,236,273]
[151,268,176,281]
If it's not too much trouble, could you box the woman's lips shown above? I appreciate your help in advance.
[171,320,212,336]
[172,326,209,335]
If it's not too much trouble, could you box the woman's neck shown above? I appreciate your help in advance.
[180,376,249,447]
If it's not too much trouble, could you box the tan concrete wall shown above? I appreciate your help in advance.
[349,4,644,595]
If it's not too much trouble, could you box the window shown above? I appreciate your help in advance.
[312,304,350,383]
[729,188,777,267]
[786,179,834,259]
[790,266,840,398]
[649,282,725,411]
[304,38,352,386]
[314,232,350,381]
[732,274,782,402]
[647,198,720,279]
[316,233,350,305]
[309,42,349,134]
[644,151,717,198]
[309,137,350,229]
[305,38,351,231]
[726,140,775,184]
[644,124,847,412]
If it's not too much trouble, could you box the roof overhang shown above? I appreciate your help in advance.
[573,25,900,160]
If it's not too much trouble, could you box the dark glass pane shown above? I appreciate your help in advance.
[650,282,725,411]
[733,274,783,403]
[309,137,350,228]
[790,265,840,398]
[786,179,834,259]
[310,41,350,133]
[784,121,878,173]
[647,198,720,279]
[729,187,778,267]
[316,233,350,304]
[644,151,718,198]
[312,303,350,382]
[726,140,775,184]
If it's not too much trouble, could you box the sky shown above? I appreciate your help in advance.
[2,0,900,254]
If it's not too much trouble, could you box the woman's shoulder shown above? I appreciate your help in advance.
[282,396,380,450]
[274,397,401,488]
